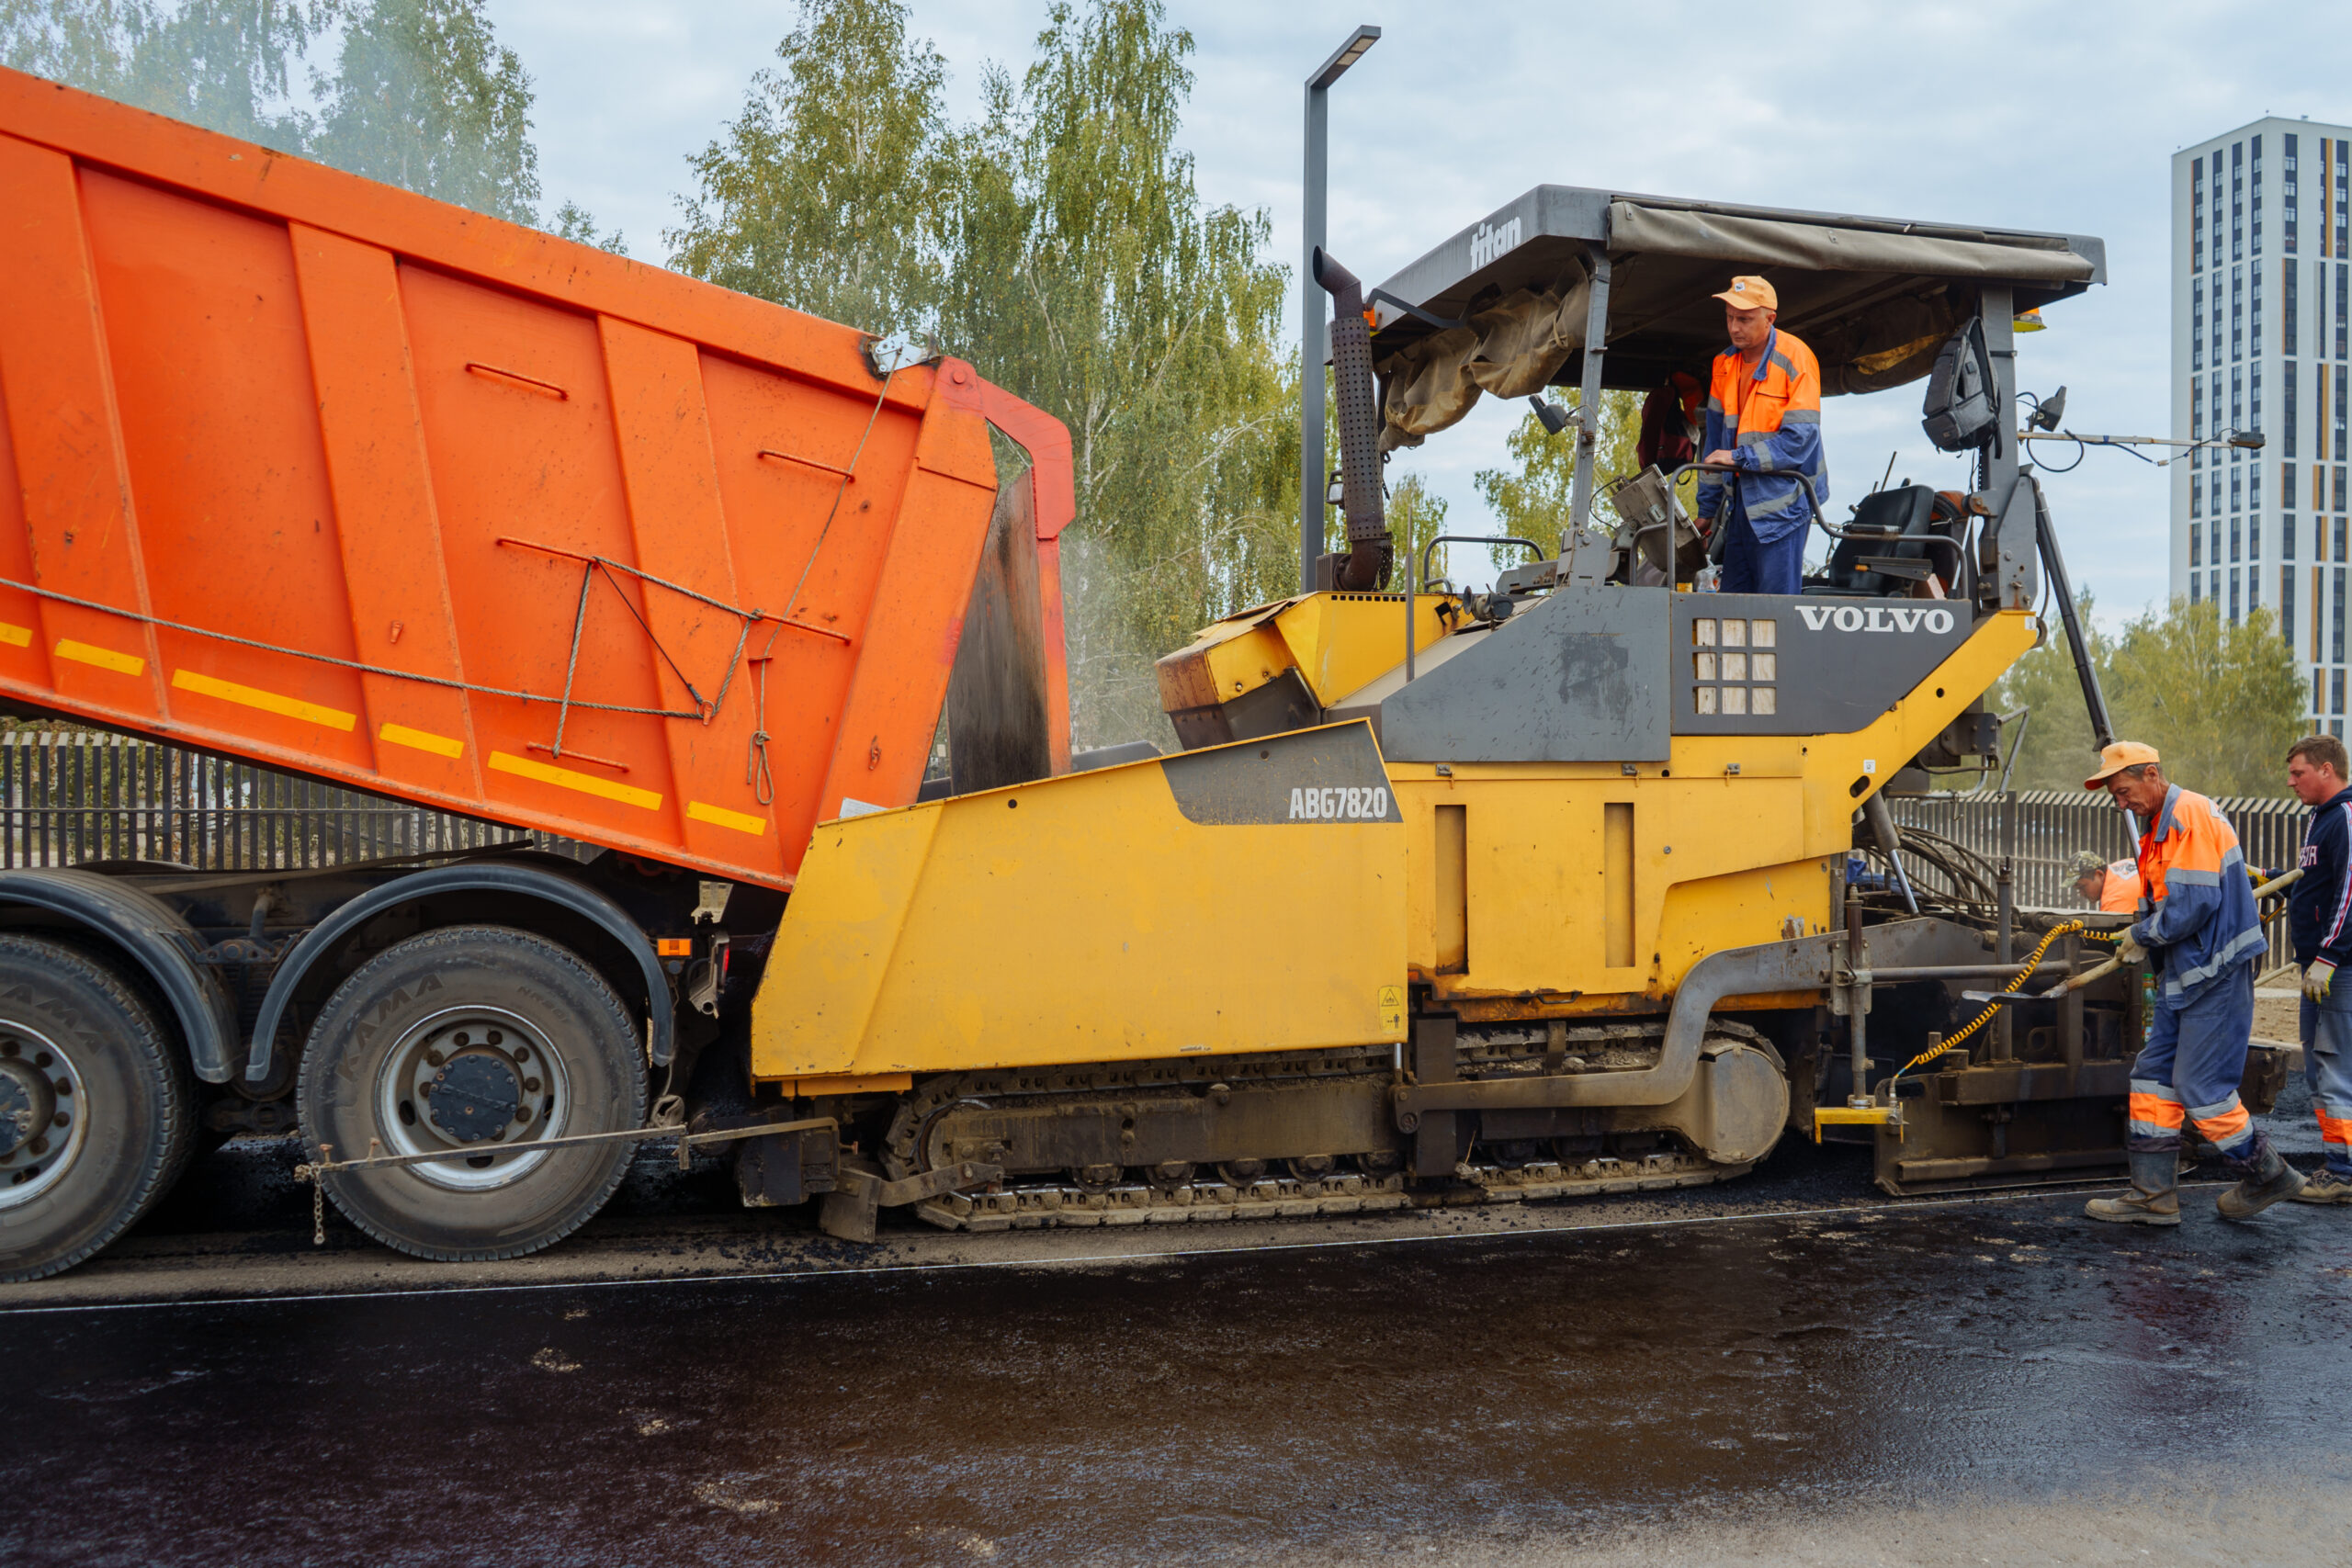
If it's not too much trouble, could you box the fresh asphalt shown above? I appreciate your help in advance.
[4,1079,2346,1565]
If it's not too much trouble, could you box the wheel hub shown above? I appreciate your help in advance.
[0,1030,86,1208]
[426,1053,522,1144]
[0,1067,39,1157]
[376,1010,569,1192]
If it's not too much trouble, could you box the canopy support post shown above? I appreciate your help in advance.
[1566,252,1613,545]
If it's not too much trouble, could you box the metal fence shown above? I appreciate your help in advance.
[0,731,575,871]
[1892,789,2307,970]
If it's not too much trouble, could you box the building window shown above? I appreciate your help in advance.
[2193,574,2203,604]
[2253,464,2264,515]
[2319,670,2328,716]
[2251,568,2262,610]
[2233,367,2245,426]
[2338,140,2350,255]
[2336,519,2347,559]
[2321,363,2332,464]
[2337,263,2348,357]
[2287,264,2300,355]
[2287,372,2299,456]
[2336,568,2346,661]
[2285,567,2298,644]
[2254,137,2265,253]
[2253,510,2264,558]
[2232,468,2244,513]
[2287,512,2300,559]
[2338,364,2349,454]
[2336,668,2346,715]
[2231,570,2242,622]
[2190,523,2202,566]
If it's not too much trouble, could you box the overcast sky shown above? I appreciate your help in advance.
[488,0,2349,618]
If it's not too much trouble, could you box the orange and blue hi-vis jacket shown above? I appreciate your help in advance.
[2133,785,2268,1001]
[1697,327,1829,546]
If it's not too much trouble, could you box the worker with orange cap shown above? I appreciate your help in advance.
[1697,276,1828,595]
[2082,741,2303,1224]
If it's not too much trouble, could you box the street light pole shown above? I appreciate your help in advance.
[1301,24,1380,594]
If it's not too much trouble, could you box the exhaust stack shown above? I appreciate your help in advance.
[1312,247,1391,592]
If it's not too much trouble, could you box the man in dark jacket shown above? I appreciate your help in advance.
[2285,733,2352,1203]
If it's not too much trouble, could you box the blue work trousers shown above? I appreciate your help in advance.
[2300,991,2352,1177]
[1719,499,1804,595]
[2131,962,2267,1168]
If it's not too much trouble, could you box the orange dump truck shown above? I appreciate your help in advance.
[0,69,1084,1278]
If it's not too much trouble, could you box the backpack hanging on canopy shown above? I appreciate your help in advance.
[1920,315,1999,453]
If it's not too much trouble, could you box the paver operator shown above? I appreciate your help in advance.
[1698,276,1829,595]
[2081,741,2305,1224]
[2283,734,2352,1204]
[2071,849,2143,913]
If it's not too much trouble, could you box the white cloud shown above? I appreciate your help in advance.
[490,0,2352,619]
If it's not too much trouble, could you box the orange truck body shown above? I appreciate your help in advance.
[0,68,1073,889]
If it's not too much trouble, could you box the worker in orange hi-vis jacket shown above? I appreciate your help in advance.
[2081,742,2305,1224]
[2071,849,2143,913]
[1696,276,1827,595]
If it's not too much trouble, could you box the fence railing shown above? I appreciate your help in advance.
[0,731,579,872]
[1892,789,2307,971]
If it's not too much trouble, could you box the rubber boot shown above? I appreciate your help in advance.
[2085,1149,2183,1226]
[2217,1144,2307,1220]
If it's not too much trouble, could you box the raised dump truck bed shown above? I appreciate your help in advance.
[0,66,1072,890]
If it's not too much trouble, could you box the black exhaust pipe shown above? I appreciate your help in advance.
[1312,247,1391,592]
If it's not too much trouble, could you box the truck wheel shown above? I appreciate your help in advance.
[0,936,193,1282]
[297,925,647,1262]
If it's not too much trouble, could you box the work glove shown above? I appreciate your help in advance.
[2307,960,2337,1003]
[2115,931,2148,966]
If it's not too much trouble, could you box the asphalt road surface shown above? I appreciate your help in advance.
[5,1078,2348,1566]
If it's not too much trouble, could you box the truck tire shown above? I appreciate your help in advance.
[297,925,647,1262]
[0,935,194,1282]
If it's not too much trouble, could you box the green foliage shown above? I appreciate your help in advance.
[5,0,606,237]
[944,1,1289,744]
[1386,473,1448,592]
[550,198,628,256]
[1991,595,2306,798]
[1,0,147,96]
[312,0,537,222]
[671,0,1290,746]
[3,0,326,150]
[665,0,950,339]
[1472,389,1640,568]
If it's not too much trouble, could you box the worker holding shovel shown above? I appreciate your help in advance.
[2082,742,2305,1224]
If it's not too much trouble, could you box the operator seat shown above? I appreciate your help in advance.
[1801,484,1945,597]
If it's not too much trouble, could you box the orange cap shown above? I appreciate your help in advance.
[2084,740,2161,789]
[1713,275,1778,312]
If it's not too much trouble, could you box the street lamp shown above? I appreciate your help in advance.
[1301,24,1380,593]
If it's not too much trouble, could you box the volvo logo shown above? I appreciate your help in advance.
[1792,604,1956,634]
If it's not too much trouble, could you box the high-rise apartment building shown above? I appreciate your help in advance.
[2173,118,2347,733]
